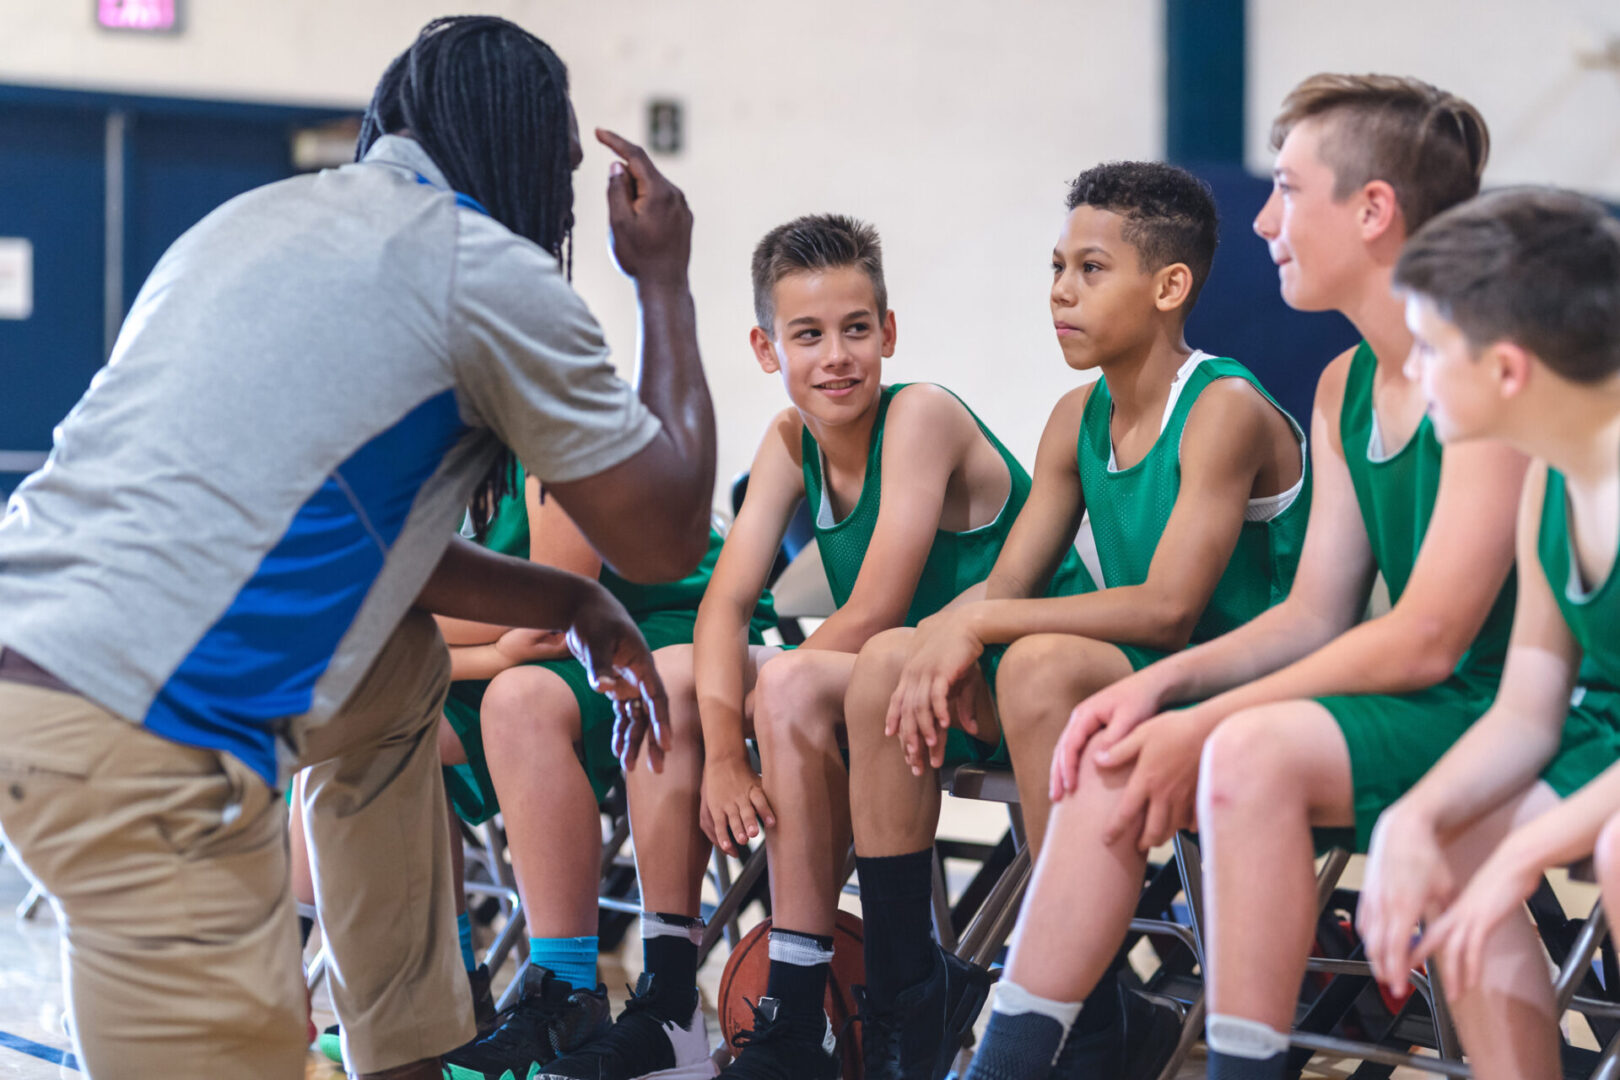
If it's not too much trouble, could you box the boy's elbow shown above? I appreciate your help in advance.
[1142,595,1201,652]
[1395,612,1469,689]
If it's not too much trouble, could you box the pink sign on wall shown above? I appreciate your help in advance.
[97,0,179,32]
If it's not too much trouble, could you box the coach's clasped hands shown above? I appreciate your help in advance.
[887,612,987,775]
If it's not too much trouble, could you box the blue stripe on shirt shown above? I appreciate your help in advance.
[143,389,467,783]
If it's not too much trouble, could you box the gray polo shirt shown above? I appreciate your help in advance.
[0,134,660,785]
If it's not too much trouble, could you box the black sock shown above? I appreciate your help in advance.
[1207,1049,1287,1080]
[1066,954,1122,1039]
[641,912,702,1021]
[856,849,937,1002]
[765,928,834,1033]
[299,914,314,949]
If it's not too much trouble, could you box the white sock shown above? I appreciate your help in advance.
[1206,1014,1289,1059]
[641,911,704,944]
[768,929,835,966]
[989,979,1083,1030]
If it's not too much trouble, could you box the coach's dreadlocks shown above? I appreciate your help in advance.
[360,15,577,537]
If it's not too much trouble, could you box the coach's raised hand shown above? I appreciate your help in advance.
[597,128,691,285]
[545,131,715,584]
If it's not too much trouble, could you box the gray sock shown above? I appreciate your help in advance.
[963,983,1080,1080]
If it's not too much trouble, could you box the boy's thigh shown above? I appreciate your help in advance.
[941,663,1006,768]
[1541,687,1620,800]
[1317,679,1489,851]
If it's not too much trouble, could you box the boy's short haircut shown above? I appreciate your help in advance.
[1065,161,1219,312]
[752,214,886,334]
[1271,73,1489,236]
[1395,187,1620,384]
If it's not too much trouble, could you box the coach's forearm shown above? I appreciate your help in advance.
[634,279,716,543]
[417,537,597,630]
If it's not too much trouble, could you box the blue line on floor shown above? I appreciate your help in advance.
[0,1029,78,1071]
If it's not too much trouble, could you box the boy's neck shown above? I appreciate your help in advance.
[802,391,884,477]
[1508,379,1620,489]
[1338,264,1412,375]
[1099,328,1195,423]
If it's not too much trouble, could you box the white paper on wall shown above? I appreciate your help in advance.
[0,239,33,320]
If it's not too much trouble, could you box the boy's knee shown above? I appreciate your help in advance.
[653,644,696,706]
[1199,709,1292,814]
[753,653,837,743]
[847,628,913,713]
[481,667,577,746]
[996,634,1084,730]
[1596,816,1620,885]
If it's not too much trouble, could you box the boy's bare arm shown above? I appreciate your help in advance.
[1179,433,1527,738]
[978,385,1091,602]
[693,411,804,762]
[798,385,975,653]
[1361,464,1580,993]
[1388,465,1575,832]
[965,380,1285,651]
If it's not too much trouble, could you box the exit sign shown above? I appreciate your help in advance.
[97,0,180,32]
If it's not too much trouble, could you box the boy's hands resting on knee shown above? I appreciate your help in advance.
[887,613,986,774]
[1359,804,1457,1001]
[702,755,776,857]
[1097,709,1209,851]
[1050,668,1173,800]
[1414,833,1543,1000]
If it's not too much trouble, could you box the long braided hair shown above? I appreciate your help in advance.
[358,16,576,539]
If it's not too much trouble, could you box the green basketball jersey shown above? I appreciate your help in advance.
[1538,467,1620,694]
[801,383,1091,626]
[473,465,772,623]
[1340,341,1514,680]
[1078,352,1310,643]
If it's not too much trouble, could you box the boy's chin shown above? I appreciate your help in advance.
[1058,346,1103,373]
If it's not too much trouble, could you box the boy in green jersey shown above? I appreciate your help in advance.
[1350,191,1620,1079]
[845,161,1309,1080]
[434,467,776,1080]
[578,213,1088,1080]
[954,75,1521,1080]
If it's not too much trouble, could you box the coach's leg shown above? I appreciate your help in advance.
[0,679,305,1080]
[299,610,471,1076]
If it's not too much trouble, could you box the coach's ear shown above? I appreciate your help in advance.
[750,326,782,375]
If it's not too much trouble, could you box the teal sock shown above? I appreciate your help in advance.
[529,935,599,992]
[457,912,476,972]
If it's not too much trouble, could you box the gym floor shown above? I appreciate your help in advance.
[0,809,1599,1079]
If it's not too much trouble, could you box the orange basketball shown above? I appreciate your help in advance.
[717,911,866,1079]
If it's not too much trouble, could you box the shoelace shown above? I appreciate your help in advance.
[730,998,789,1051]
[478,988,569,1055]
[553,984,666,1067]
[848,985,901,1071]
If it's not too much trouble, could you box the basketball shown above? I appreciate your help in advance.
[718,912,866,1078]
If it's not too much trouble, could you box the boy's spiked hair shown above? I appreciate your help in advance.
[1065,161,1220,312]
[751,214,886,335]
[1271,73,1489,235]
[1395,188,1620,384]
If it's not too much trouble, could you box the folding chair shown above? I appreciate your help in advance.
[939,763,1213,1080]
